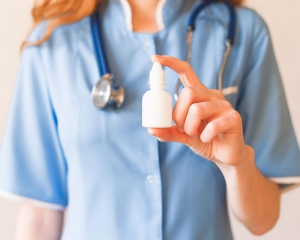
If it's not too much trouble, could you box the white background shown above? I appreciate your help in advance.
[0,0,299,239]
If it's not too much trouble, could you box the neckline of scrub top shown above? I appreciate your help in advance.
[102,0,231,38]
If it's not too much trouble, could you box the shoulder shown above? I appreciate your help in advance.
[20,17,92,89]
[27,17,91,49]
[207,4,271,43]
[22,16,92,75]
[235,7,271,41]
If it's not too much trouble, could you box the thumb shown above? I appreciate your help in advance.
[148,125,189,144]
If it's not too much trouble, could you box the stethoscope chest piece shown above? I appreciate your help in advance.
[92,74,125,109]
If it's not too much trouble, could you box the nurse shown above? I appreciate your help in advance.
[0,0,299,239]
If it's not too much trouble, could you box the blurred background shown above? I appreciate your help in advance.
[0,0,299,239]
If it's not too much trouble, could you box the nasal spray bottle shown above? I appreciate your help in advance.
[142,62,172,128]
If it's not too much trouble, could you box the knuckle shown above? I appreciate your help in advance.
[190,103,203,117]
[229,110,242,123]
[181,86,194,98]
[211,89,225,100]
[221,100,232,109]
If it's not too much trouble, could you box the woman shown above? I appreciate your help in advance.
[0,0,299,239]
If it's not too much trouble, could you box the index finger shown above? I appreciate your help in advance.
[151,55,206,88]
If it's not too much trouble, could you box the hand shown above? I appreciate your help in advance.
[148,55,251,167]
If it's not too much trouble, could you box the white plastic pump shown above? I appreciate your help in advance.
[142,62,172,128]
[149,62,166,85]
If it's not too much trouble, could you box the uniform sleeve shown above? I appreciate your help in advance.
[236,11,300,188]
[0,43,68,210]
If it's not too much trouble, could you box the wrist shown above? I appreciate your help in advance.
[216,145,256,179]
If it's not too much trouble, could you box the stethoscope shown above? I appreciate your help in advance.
[91,0,236,109]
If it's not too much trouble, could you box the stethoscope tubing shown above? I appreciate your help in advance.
[188,0,235,43]
[91,11,110,76]
[91,0,236,108]
[174,0,236,100]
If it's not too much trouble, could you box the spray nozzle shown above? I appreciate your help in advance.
[149,62,166,85]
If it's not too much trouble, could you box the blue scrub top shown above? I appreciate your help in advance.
[0,0,300,239]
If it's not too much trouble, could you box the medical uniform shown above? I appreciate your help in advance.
[0,0,299,239]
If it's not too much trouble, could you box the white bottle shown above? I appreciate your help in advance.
[142,62,172,128]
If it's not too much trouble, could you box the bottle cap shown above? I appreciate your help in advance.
[149,62,165,85]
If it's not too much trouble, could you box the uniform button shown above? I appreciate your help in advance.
[143,42,151,50]
[146,175,154,183]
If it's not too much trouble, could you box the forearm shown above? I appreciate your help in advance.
[217,145,280,235]
[16,204,64,240]
[148,55,281,235]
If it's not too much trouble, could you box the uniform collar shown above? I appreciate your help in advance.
[104,0,230,32]
[115,0,193,31]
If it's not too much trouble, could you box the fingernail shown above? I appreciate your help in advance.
[151,55,157,62]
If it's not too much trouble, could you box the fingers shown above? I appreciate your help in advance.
[148,102,240,145]
[148,126,207,156]
[173,88,225,132]
[148,126,188,144]
[148,109,243,161]
[200,110,242,143]
[183,100,232,138]
[151,55,205,88]
[149,55,240,146]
